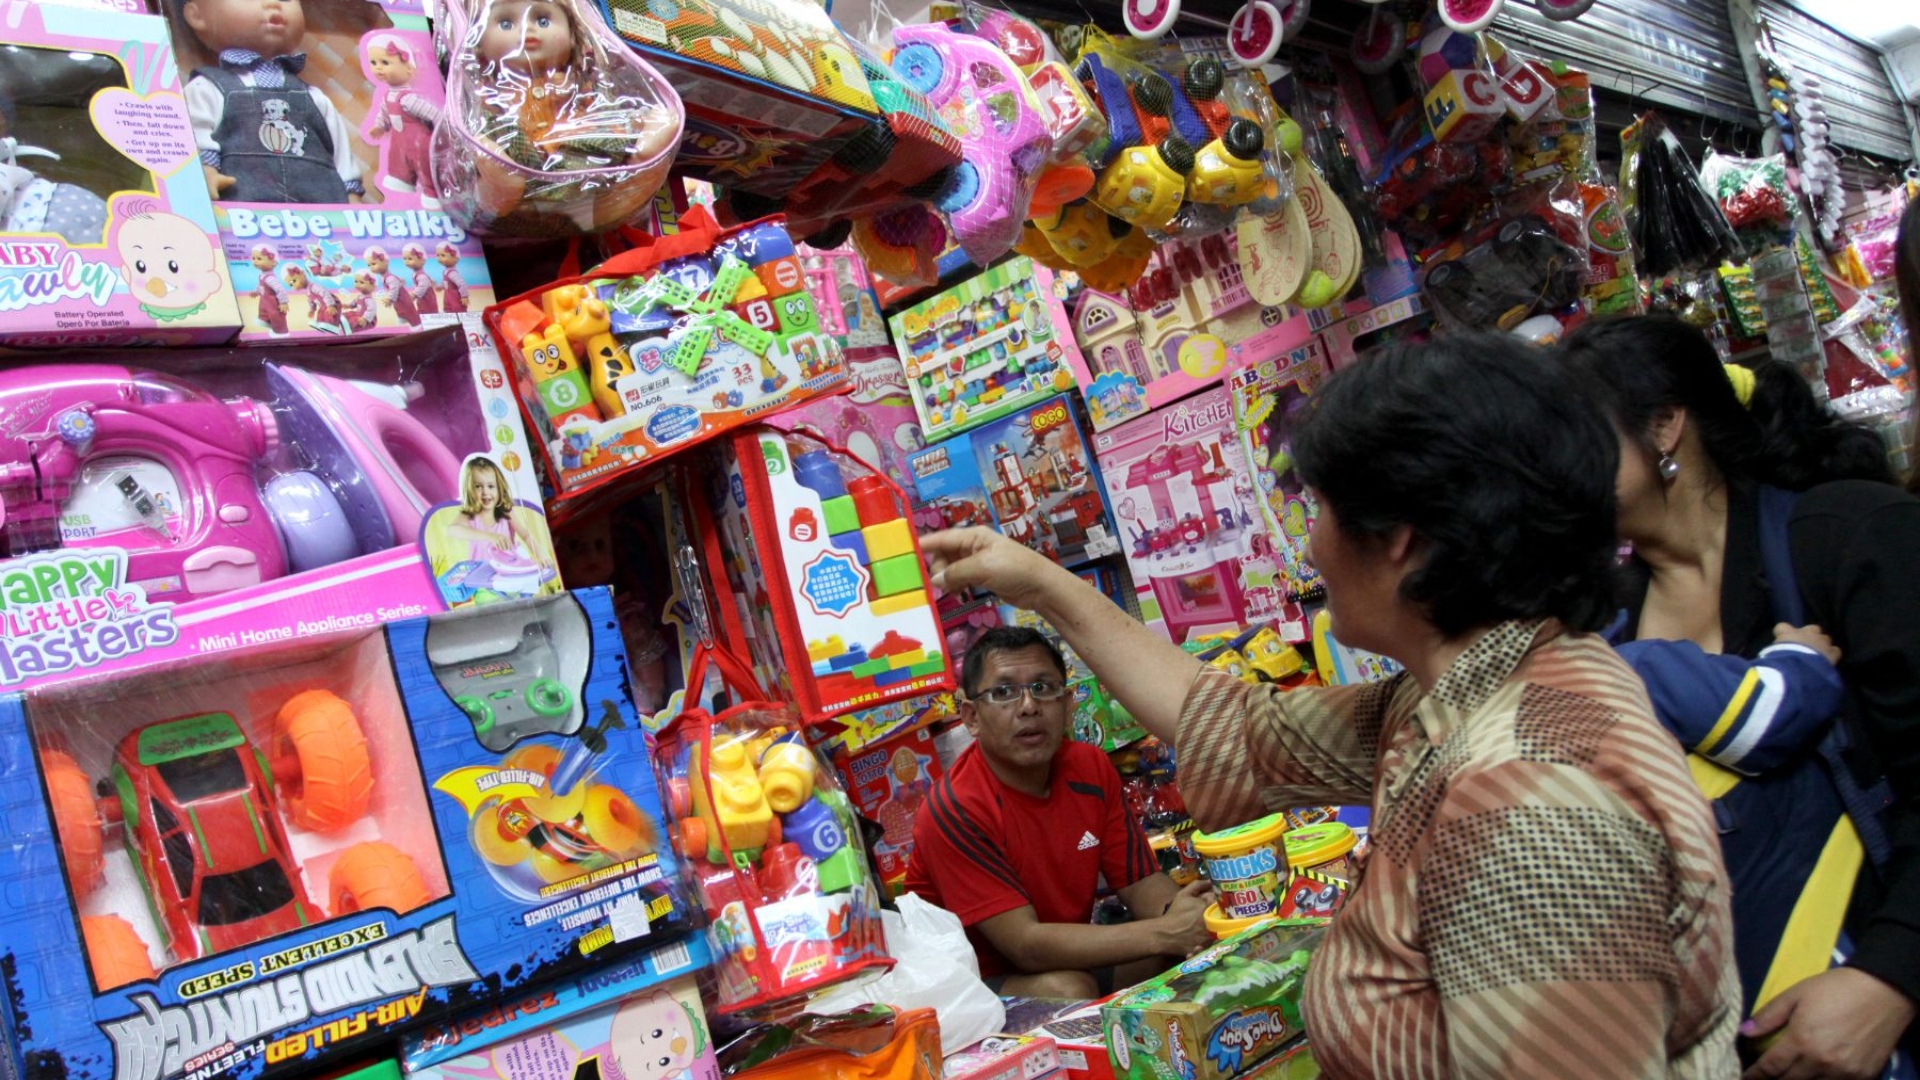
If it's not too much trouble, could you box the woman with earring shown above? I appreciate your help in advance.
[1561,315,1920,1080]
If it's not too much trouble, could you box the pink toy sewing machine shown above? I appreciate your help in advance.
[890,22,1052,267]
[0,363,460,600]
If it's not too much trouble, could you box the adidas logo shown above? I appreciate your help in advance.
[1076,831,1100,851]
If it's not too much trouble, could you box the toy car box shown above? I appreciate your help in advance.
[0,318,560,696]
[404,968,718,1080]
[889,257,1084,444]
[1101,919,1325,1080]
[483,210,847,520]
[0,3,242,346]
[1091,386,1287,645]
[160,0,493,342]
[906,394,1118,568]
[699,427,953,724]
[0,587,698,1080]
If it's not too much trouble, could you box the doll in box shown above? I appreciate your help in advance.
[365,245,420,326]
[0,89,109,243]
[436,240,469,312]
[343,268,379,330]
[402,241,440,316]
[173,0,367,203]
[362,33,441,207]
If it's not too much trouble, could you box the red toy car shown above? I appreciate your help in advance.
[44,690,429,989]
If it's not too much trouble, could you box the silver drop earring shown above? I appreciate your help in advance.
[1658,454,1680,482]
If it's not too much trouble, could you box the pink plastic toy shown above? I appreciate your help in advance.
[0,363,460,601]
[890,23,1052,266]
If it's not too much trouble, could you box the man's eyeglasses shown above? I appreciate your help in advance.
[971,680,1070,706]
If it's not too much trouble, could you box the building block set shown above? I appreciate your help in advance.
[700,428,953,724]
[906,395,1119,568]
[0,588,700,1080]
[0,3,242,346]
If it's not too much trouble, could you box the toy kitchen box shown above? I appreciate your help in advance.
[700,427,953,724]
[1092,386,1288,646]
[889,256,1083,444]
[0,587,702,1080]
[160,0,494,343]
[484,209,846,521]
[906,394,1118,569]
[1101,918,1325,1080]
[0,319,562,696]
[0,1,243,346]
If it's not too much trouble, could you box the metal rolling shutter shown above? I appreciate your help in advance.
[1755,1,1915,163]
[1489,0,1754,125]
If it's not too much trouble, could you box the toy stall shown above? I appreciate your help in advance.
[0,0,1911,1078]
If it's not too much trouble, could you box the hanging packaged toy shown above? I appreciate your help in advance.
[658,658,892,1014]
[1698,150,1793,236]
[434,0,684,236]
[1620,112,1741,278]
[1419,180,1586,335]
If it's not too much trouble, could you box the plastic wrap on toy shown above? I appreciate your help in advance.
[852,205,948,288]
[1699,150,1792,236]
[1579,181,1643,317]
[434,0,684,237]
[1369,99,1512,247]
[661,698,892,1015]
[1419,180,1586,335]
[1502,51,1597,182]
[1230,347,1326,603]
[1621,112,1740,278]
[1414,19,1502,144]
[890,21,1051,267]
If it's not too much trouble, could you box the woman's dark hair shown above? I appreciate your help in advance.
[1897,197,1920,495]
[1559,315,1894,491]
[1289,334,1619,637]
[960,626,1067,697]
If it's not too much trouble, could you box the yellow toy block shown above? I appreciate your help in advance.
[807,635,845,663]
[861,519,915,563]
[542,283,611,344]
[885,648,928,669]
[520,323,579,380]
[584,333,634,417]
[685,739,774,861]
[869,589,929,618]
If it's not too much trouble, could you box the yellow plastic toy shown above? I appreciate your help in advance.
[521,323,581,382]
[1093,138,1193,228]
[677,738,776,865]
[584,333,634,417]
[541,283,612,344]
[1187,120,1267,207]
[757,740,816,813]
[1207,647,1254,683]
[1243,626,1307,682]
[1038,200,1122,267]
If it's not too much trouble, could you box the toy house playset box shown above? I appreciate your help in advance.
[698,428,953,724]
[0,1,242,346]
[484,210,847,519]
[888,256,1083,444]
[1092,386,1288,646]
[0,320,560,695]
[905,394,1119,569]
[158,0,494,342]
[0,587,700,1080]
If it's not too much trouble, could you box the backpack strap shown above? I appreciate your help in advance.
[1754,485,1896,870]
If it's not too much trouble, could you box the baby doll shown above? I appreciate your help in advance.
[250,243,289,335]
[435,240,468,312]
[362,34,441,208]
[342,269,379,331]
[305,240,350,278]
[174,0,366,204]
[363,245,419,326]
[0,90,109,243]
[401,241,439,317]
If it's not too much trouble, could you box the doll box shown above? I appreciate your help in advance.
[1091,387,1287,645]
[905,394,1119,569]
[1100,919,1325,1080]
[0,588,699,1080]
[596,0,876,197]
[403,969,719,1080]
[0,317,559,696]
[702,428,954,724]
[0,2,242,346]
[161,0,494,342]
[889,258,1085,444]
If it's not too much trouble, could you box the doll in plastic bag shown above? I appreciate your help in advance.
[441,0,682,235]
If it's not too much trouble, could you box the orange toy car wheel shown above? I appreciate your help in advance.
[274,690,373,832]
[474,805,534,866]
[81,915,155,990]
[44,750,105,897]
[504,744,563,776]
[331,841,430,915]
[582,785,653,857]
[674,816,708,859]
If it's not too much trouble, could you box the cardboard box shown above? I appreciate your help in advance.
[0,588,698,1080]
[944,1034,1061,1080]
[163,0,493,342]
[0,317,558,696]
[1026,1001,1114,1080]
[0,3,241,345]
[1101,919,1326,1080]
[836,725,942,891]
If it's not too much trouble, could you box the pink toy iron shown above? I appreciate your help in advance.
[0,363,461,601]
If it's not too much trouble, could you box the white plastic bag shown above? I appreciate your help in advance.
[808,893,1006,1054]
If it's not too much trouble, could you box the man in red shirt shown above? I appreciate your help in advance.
[905,627,1212,998]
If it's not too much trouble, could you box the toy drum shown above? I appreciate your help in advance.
[1284,822,1357,882]
[1193,813,1287,920]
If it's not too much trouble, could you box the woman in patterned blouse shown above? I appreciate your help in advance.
[922,333,1741,1079]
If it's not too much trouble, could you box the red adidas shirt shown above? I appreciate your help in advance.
[903,739,1157,978]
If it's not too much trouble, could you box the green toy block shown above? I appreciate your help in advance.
[870,554,924,597]
[775,293,818,335]
[852,657,893,678]
[816,846,864,894]
[907,657,946,678]
[822,495,861,535]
